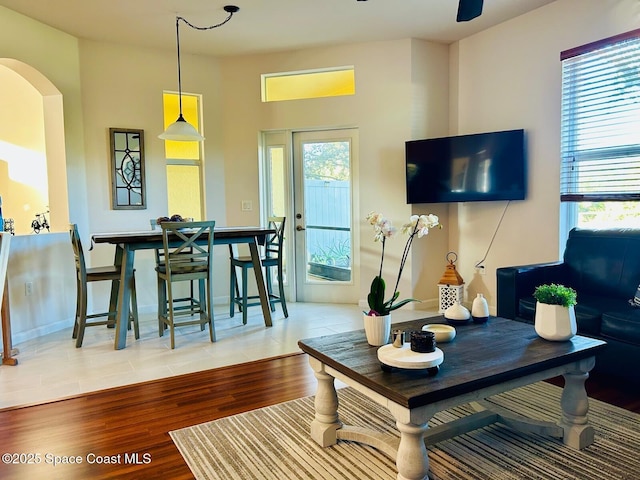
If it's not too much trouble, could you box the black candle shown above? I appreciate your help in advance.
[410,331,436,353]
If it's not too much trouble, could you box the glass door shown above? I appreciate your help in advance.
[292,129,359,303]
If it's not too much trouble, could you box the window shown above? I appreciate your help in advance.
[162,92,203,219]
[560,29,640,232]
[261,67,355,102]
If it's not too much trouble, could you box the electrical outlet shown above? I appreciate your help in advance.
[475,264,486,275]
[25,281,33,296]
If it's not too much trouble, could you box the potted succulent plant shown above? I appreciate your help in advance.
[533,283,577,341]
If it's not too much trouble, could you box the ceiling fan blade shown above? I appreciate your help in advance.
[457,0,484,22]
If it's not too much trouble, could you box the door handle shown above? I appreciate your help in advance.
[296,225,305,231]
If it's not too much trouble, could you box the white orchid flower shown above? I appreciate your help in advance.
[367,210,441,315]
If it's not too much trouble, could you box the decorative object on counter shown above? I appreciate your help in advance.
[31,209,50,234]
[3,219,13,235]
[363,211,441,346]
[422,324,456,343]
[159,6,239,141]
[438,252,465,313]
[533,283,577,341]
[444,301,471,324]
[110,128,146,210]
[410,330,436,353]
[471,293,490,323]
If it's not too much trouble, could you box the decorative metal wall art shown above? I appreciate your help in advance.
[31,209,50,234]
[109,128,146,209]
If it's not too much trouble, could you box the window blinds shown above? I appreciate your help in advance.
[560,30,640,202]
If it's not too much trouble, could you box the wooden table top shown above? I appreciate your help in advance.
[91,226,274,245]
[298,316,607,409]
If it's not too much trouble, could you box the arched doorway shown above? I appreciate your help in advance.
[0,58,69,234]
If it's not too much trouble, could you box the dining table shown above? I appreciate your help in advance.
[90,226,275,350]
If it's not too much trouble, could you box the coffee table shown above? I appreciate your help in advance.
[298,316,607,480]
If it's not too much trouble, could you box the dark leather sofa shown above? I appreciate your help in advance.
[497,228,640,380]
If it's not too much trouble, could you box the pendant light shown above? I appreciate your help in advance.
[159,5,239,142]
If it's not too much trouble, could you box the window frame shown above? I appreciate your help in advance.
[161,91,205,220]
[560,28,640,203]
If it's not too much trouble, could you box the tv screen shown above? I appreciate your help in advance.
[405,129,527,204]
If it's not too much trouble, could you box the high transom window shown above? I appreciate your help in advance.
[261,67,355,102]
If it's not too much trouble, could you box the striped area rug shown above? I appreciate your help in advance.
[170,382,640,479]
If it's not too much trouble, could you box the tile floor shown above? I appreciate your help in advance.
[0,303,438,409]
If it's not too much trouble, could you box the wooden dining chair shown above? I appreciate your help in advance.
[151,219,204,321]
[156,220,216,349]
[69,224,139,348]
[229,216,288,325]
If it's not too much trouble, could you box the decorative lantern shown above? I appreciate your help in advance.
[438,252,465,313]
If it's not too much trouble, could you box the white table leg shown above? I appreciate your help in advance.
[309,357,341,447]
[559,356,595,449]
[393,419,429,480]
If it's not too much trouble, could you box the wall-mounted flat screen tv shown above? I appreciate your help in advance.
[405,129,527,204]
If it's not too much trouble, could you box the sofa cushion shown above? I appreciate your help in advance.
[601,308,640,345]
[573,304,602,335]
[563,228,640,300]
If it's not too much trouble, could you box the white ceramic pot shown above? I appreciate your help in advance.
[534,302,577,341]
[363,313,391,346]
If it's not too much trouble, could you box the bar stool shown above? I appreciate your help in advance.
[151,219,204,321]
[156,220,216,349]
[69,224,139,348]
[229,216,288,324]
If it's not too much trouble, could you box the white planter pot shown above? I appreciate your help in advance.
[534,302,577,341]
[363,313,391,346]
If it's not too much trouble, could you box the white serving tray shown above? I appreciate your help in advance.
[377,344,444,370]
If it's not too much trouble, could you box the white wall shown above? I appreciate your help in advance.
[450,0,640,311]
[220,39,450,305]
[408,39,452,307]
[5,233,75,343]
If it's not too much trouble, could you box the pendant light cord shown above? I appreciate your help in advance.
[174,7,239,116]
